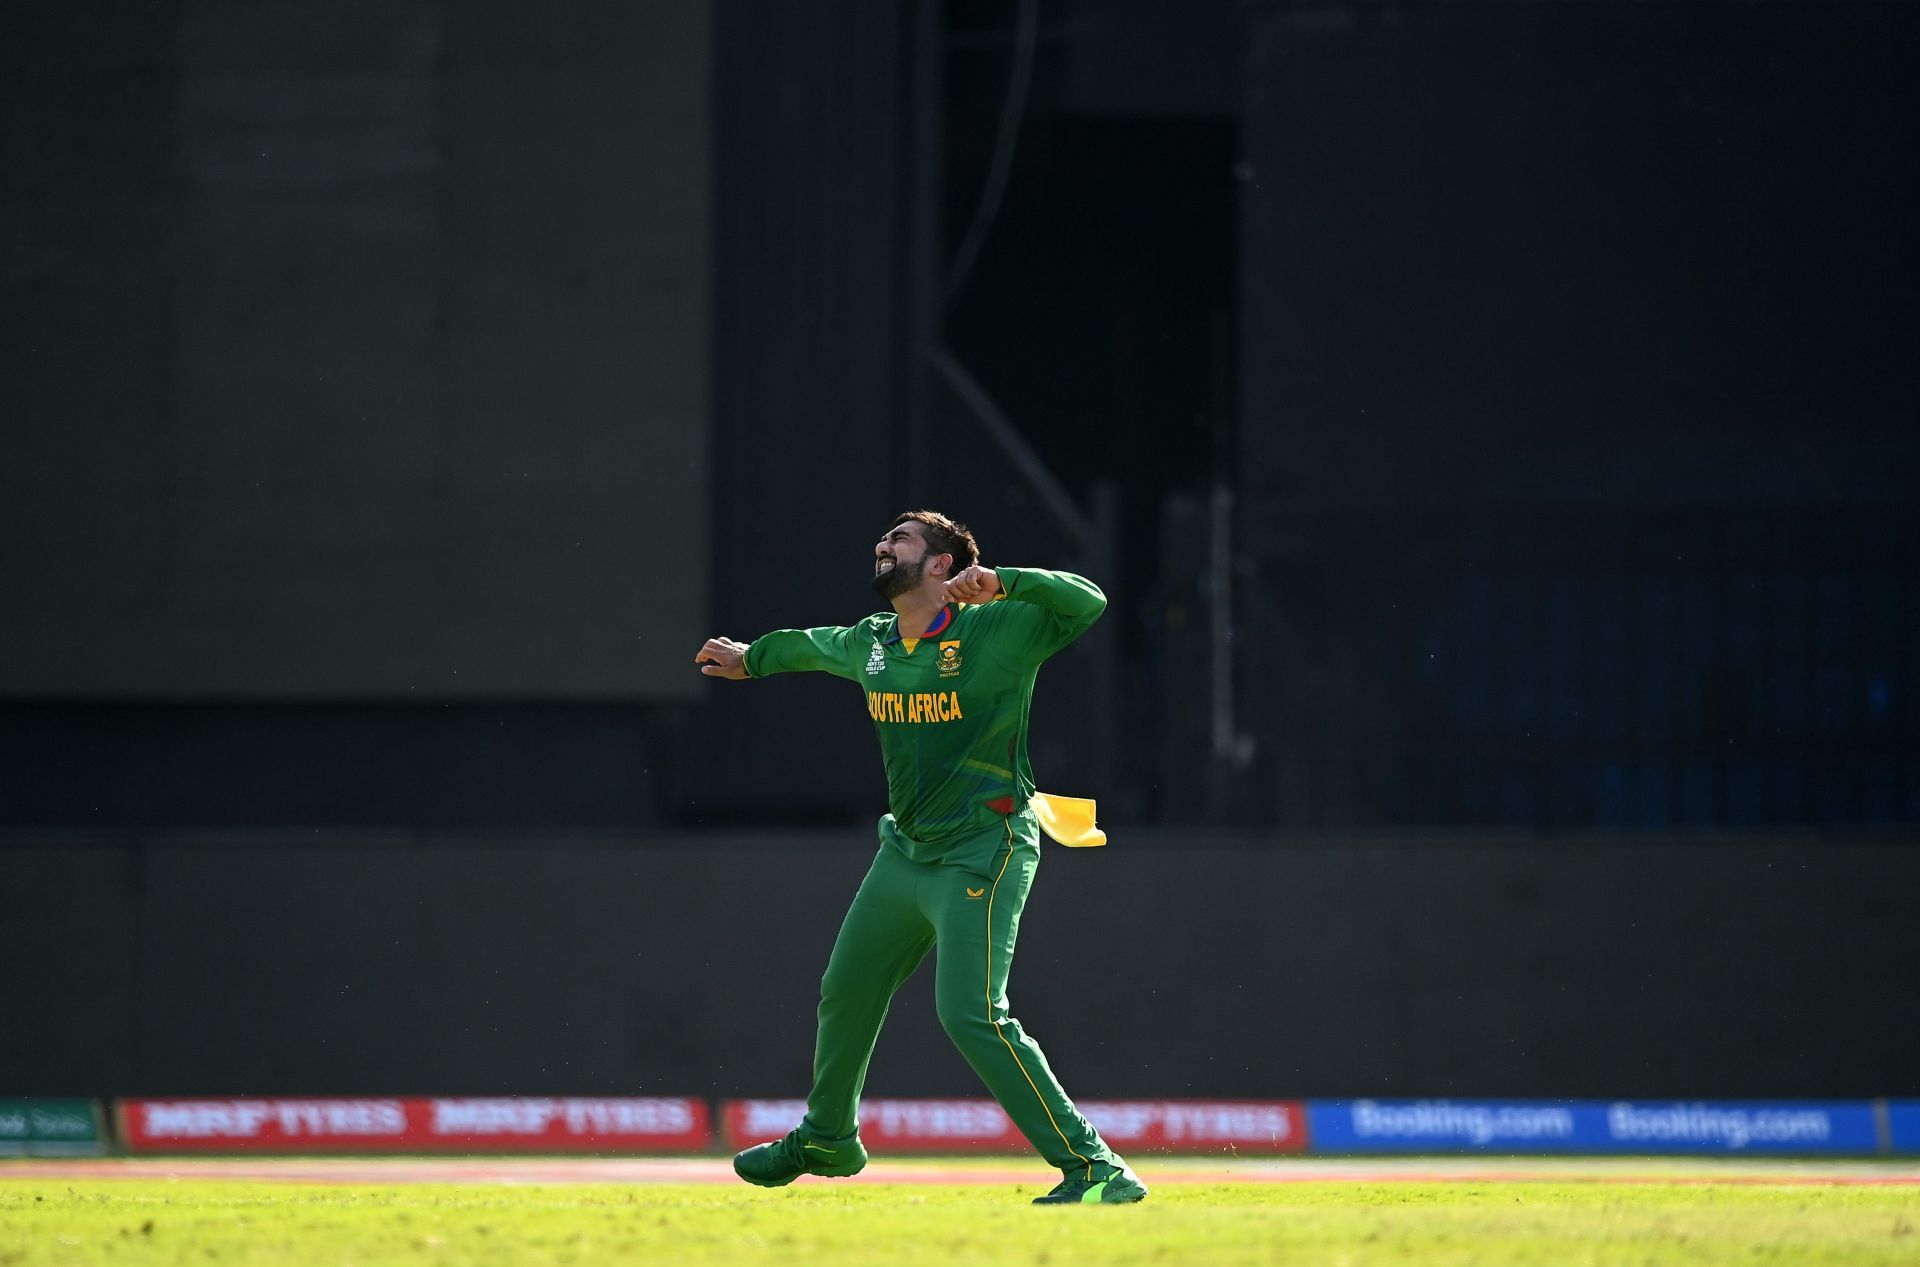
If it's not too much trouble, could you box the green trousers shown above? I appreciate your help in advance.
[802,816,1117,1177]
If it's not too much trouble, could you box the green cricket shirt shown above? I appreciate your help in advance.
[743,567,1105,869]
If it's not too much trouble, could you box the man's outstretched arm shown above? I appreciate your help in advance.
[696,624,865,682]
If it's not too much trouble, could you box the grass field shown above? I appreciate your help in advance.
[3,1164,1917,1266]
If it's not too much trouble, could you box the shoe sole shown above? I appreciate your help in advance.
[732,1154,866,1187]
[1033,1179,1150,1205]
[736,1174,800,1187]
[732,1163,800,1188]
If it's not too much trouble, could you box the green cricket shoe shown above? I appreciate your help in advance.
[732,1126,868,1187]
[1032,1161,1148,1205]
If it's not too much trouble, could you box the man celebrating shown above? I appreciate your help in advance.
[695,510,1146,1205]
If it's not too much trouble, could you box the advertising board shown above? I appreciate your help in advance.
[0,1099,106,1157]
[720,1098,1306,1153]
[1306,1099,1881,1153]
[117,1097,710,1152]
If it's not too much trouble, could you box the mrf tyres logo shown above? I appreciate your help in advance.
[1350,1100,1575,1146]
[1607,1102,1831,1150]
[430,1098,695,1136]
[1081,1101,1298,1146]
[142,1100,407,1139]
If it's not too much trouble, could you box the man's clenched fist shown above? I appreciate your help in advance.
[696,637,752,680]
[943,565,1000,604]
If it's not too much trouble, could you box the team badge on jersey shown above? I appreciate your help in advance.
[866,640,887,675]
[938,640,963,677]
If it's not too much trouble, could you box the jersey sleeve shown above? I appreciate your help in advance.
[744,623,869,681]
[985,566,1107,666]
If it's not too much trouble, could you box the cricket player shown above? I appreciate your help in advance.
[695,510,1146,1204]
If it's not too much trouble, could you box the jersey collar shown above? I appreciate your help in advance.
[884,602,954,646]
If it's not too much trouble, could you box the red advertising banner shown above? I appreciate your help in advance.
[117,1098,710,1153]
[722,1098,1308,1153]
[724,1098,1016,1151]
[1081,1100,1309,1153]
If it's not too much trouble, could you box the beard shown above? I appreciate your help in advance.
[870,555,925,600]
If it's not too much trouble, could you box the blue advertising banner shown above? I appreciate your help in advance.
[1306,1099,1881,1154]
[1886,1102,1920,1154]
[1597,1101,1880,1154]
[1309,1100,1586,1152]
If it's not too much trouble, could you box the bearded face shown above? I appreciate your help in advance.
[871,551,926,599]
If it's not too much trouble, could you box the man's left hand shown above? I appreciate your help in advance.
[943,565,1000,603]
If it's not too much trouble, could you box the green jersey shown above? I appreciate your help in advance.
[744,567,1106,868]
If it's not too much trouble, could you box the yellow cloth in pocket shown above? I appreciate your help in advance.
[1030,792,1106,848]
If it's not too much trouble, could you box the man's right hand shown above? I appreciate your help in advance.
[696,637,752,680]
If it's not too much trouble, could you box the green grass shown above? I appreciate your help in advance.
[2,1179,1916,1266]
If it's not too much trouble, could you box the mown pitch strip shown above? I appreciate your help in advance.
[3,1170,1918,1267]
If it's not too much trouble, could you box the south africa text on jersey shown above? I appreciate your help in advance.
[866,690,965,724]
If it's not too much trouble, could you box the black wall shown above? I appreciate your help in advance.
[1242,1,1919,511]
[1231,1,1920,831]
[6,830,1914,1099]
[3,1,711,701]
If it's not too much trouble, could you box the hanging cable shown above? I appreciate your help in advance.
[944,0,1040,304]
